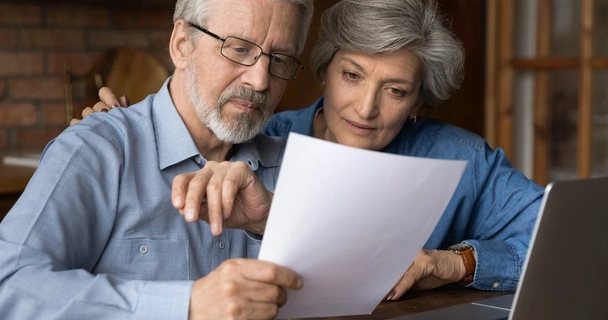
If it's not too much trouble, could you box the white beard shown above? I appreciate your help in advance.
[185,58,273,144]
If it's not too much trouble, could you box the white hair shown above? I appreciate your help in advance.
[173,0,314,55]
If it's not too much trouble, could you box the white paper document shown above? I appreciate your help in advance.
[258,133,467,319]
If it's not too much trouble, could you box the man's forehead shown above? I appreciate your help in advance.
[205,0,301,52]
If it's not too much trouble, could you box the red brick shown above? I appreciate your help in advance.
[149,30,171,49]
[43,102,67,126]
[0,28,17,48]
[0,103,38,126]
[0,80,6,100]
[0,52,44,77]
[47,6,109,27]
[0,3,42,25]
[47,52,104,76]
[114,9,174,29]
[21,29,85,49]
[9,79,65,100]
[89,30,149,49]
[138,0,176,8]
[0,129,7,150]
[16,127,64,150]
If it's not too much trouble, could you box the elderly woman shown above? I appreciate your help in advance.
[82,0,542,301]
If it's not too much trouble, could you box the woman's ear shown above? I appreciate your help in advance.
[169,20,191,70]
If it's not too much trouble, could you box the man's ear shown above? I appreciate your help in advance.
[169,20,191,70]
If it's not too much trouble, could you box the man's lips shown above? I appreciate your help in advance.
[228,99,260,112]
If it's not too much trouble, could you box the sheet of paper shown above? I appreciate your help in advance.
[258,133,467,319]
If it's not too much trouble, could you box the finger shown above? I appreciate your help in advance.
[206,172,226,236]
[243,261,303,290]
[221,170,242,220]
[172,173,196,211]
[249,285,287,307]
[98,87,121,108]
[92,101,110,113]
[245,302,279,320]
[391,262,423,300]
[183,170,214,224]
[120,94,131,107]
[81,107,94,118]
[69,118,80,126]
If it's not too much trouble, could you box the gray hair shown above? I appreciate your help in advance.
[173,0,314,56]
[310,0,464,107]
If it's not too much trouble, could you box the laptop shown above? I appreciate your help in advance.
[391,176,608,320]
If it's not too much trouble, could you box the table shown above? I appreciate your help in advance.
[0,160,36,221]
[299,285,512,320]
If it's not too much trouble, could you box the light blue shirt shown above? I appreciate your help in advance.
[0,79,285,319]
[263,97,545,291]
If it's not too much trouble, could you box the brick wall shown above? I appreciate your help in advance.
[0,0,176,152]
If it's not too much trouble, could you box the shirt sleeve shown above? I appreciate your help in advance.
[0,126,193,319]
[464,143,544,291]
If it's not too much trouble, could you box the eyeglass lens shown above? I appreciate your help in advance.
[221,37,301,80]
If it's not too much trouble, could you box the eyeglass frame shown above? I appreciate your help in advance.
[187,22,304,81]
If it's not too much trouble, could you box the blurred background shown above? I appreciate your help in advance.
[0,0,607,189]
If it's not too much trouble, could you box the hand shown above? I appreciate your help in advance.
[189,259,303,320]
[69,87,131,126]
[386,249,467,300]
[172,161,273,236]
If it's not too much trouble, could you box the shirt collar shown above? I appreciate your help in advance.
[152,77,200,170]
[290,97,324,136]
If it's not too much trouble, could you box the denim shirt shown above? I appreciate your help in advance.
[0,79,285,319]
[263,97,544,291]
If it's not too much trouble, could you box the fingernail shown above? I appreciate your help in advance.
[185,209,195,221]
[123,95,131,106]
[111,104,120,109]
[173,196,184,208]
[100,108,109,113]
[211,223,220,235]
[386,290,396,301]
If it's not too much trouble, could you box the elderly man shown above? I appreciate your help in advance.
[0,0,313,319]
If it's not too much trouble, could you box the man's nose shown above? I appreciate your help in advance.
[241,55,271,92]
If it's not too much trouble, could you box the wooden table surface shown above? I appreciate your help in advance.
[297,285,512,320]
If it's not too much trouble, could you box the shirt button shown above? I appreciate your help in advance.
[139,245,148,254]
[247,160,253,166]
[492,281,500,288]
[194,157,202,164]
[219,241,225,249]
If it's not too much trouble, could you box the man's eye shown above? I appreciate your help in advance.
[272,55,286,65]
[230,47,250,55]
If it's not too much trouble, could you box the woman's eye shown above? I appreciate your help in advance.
[344,72,359,80]
[390,88,406,97]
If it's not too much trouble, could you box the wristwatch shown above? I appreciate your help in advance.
[448,243,476,285]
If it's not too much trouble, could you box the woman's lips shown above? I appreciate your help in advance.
[345,119,376,135]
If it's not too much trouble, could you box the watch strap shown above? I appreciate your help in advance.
[449,244,476,285]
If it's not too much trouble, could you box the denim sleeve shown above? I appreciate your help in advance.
[464,143,544,291]
[0,129,192,319]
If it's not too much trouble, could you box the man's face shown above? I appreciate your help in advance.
[185,0,302,143]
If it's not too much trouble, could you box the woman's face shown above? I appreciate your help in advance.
[320,49,423,151]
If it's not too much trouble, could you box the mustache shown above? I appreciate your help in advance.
[217,86,271,110]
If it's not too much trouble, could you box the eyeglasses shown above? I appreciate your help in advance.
[188,23,304,81]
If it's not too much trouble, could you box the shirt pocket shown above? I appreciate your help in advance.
[93,238,189,281]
